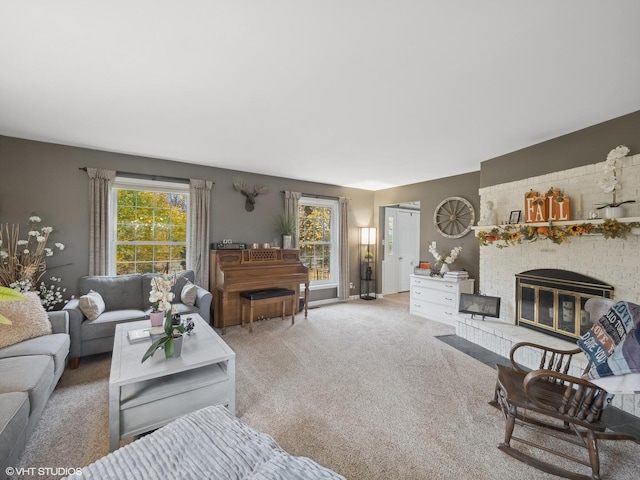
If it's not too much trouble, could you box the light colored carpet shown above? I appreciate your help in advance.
[12,296,640,479]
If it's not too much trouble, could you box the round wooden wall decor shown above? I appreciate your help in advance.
[433,196,475,238]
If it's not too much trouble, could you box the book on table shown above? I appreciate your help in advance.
[127,328,150,344]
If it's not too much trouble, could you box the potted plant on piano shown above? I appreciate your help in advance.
[274,211,297,249]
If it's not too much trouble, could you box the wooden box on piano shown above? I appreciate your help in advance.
[209,249,310,332]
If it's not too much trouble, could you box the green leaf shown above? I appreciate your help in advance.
[164,337,174,357]
[141,336,168,363]
[0,287,25,325]
[274,212,297,235]
[0,287,26,302]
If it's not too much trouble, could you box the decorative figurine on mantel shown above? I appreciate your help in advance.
[478,200,498,226]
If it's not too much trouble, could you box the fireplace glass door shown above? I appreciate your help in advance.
[518,285,582,338]
[516,269,613,342]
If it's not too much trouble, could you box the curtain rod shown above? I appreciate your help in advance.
[79,168,214,185]
[282,191,341,200]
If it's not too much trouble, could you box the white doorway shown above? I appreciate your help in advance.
[381,204,420,295]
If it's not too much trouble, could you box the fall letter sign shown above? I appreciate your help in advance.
[524,190,547,223]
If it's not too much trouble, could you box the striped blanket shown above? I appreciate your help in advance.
[577,301,640,380]
[63,406,345,480]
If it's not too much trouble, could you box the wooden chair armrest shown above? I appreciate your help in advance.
[510,341,583,374]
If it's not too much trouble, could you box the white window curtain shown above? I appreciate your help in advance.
[87,168,116,275]
[338,196,350,300]
[189,179,213,287]
[284,191,301,248]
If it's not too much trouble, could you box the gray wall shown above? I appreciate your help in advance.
[481,110,640,187]
[374,172,481,288]
[3,107,638,302]
[0,135,373,300]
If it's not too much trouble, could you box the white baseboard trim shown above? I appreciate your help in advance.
[309,298,347,308]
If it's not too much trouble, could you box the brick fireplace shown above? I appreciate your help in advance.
[455,154,640,416]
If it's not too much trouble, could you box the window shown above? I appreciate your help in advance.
[110,178,189,275]
[298,197,339,287]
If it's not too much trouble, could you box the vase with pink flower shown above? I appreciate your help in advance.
[149,275,174,327]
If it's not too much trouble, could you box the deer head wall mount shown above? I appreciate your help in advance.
[233,179,271,212]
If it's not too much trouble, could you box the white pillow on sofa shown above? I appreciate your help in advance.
[79,290,106,320]
[0,292,52,349]
[181,281,197,307]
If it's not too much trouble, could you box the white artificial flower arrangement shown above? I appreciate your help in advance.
[428,244,462,265]
[597,145,635,209]
[0,215,67,310]
[37,276,67,311]
[149,275,175,313]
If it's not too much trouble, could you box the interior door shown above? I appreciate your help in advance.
[382,207,420,294]
[396,210,420,292]
[381,209,398,295]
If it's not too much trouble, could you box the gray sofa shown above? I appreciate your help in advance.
[0,311,70,476]
[63,271,212,368]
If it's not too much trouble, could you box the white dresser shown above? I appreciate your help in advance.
[409,274,475,327]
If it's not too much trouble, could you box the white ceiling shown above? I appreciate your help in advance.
[1,1,640,190]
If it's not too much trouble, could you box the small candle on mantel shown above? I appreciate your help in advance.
[577,194,582,217]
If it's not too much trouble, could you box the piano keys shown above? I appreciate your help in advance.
[209,249,309,333]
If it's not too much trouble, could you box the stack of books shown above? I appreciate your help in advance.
[443,270,469,281]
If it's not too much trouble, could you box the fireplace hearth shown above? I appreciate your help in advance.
[515,269,613,341]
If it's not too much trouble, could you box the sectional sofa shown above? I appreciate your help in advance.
[0,310,70,475]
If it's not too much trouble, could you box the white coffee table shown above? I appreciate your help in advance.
[109,314,236,451]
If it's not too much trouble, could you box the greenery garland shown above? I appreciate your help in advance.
[476,219,640,248]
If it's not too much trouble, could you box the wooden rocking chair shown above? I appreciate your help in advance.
[491,341,636,480]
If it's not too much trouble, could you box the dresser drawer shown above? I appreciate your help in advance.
[410,297,430,316]
[410,299,459,325]
[434,305,460,324]
[409,274,475,327]
[410,276,459,293]
[411,285,456,307]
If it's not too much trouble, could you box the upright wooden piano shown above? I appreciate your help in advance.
[209,249,309,333]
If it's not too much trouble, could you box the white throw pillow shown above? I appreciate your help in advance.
[79,290,106,320]
[181,281,197,307]
[0,292,52,349]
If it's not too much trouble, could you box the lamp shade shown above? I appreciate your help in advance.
[360,227,377,245]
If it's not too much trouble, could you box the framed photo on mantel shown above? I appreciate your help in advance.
[509,210,521,224]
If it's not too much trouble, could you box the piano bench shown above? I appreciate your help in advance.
[240,288,297,333]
